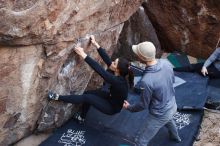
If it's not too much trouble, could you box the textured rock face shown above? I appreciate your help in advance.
[143,0,220,58]
[0,0,142,145]
[0,0,142,45]
[0,45,43,145]
[113,6,161,60]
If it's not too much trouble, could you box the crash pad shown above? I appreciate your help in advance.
[175,72,208,110]
[39,119,135,146]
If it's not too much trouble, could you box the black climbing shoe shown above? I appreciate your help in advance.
[48,91,59,100]
[73,112,85,124]
[170,135,182,143]
[169,131,181,143]
[173,137,182,143]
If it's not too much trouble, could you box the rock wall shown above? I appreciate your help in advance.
[0,0,143,145]
[143,0,220,58]
[0,45,43,145]
[113,6,161,60]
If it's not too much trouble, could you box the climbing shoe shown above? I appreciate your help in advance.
[73,112,85,124]
[48,91,59,100]
[170,135,182,143]
[173,137,182,143]
[169,131,182,143]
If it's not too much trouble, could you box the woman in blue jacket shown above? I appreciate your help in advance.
[174,47,220,78]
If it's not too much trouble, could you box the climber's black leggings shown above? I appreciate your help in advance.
[58,90,116,119]
[173,63,220,78]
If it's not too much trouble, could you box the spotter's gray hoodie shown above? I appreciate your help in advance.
[128,59,177,116]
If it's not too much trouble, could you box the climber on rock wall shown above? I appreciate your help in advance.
[48,35,134,123]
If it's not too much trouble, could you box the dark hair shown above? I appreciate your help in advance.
[117,57,134,88]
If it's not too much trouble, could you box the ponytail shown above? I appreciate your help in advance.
[127,65,134,88]
[117,57,134,89]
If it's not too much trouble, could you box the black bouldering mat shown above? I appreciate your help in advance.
[86,92,148,141]
[208,78,220,87]
[41,89,204,146]
[85,91,204,146]
[149,111,203,146]
[205,78,220,110]
[207,78,220,102]
[174,72,208,110]
[40,119,135,146]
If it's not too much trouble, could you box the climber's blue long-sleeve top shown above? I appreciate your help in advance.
[84,47,128,112]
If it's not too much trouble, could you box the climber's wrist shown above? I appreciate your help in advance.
[81,52,87,59]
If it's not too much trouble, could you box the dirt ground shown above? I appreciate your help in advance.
[14,133,51,146]
[193,110,220,146]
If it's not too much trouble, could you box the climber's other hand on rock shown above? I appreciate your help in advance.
[74,46,87,59]
[90,35,96,44]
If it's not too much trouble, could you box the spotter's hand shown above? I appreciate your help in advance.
[123,100,130,109]
[201,66,208,76]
